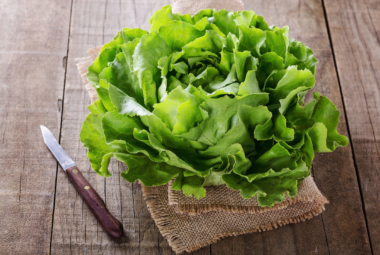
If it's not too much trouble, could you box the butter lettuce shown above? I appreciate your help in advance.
[80,5,348,207]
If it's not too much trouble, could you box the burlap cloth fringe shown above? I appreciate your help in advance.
[168,176,328,215]
[76,0,329,253]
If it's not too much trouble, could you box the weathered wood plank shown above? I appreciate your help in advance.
[323,0,380,253]
[50,0,182,254]
[211,234,264,255]
[211,0,370,254]
[0,0,72,254]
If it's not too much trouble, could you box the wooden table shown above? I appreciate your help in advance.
[1,0,378,254]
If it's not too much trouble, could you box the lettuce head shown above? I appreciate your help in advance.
[80,5,348,207]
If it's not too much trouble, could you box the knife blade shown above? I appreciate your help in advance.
[40,125,123,238]
[40,125,76,170]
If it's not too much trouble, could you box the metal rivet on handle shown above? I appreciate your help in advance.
[84,186,90,190]
[72,169,78,173]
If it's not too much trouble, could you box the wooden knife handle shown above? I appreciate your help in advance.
[65,166,124,238]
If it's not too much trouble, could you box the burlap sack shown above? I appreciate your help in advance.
[76,0,329,253]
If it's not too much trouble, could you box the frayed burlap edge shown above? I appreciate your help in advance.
[170,194,328,216]
[142,185,186,251]
[143,184,327,254]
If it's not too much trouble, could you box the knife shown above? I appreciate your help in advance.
[40,125,124,238]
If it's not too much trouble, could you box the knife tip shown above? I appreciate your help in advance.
[40,125,48,141]
[40,125,47,132]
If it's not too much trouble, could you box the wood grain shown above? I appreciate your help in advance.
[323,0,380,253]
[0,0,72,254]
[49,0,175,254]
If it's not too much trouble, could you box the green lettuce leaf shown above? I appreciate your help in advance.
[115,153,181,186]
[133,32,173,110]
[80,101,128,177]
[223,160,310,206]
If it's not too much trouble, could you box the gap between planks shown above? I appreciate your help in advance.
[320,0,374,253]
[49,0,75,254]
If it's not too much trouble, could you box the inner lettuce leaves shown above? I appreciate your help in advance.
[81,5,348,207]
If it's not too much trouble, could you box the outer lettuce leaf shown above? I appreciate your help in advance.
[87,28,148,86]
[286,92,349,152]
[212,10,239,36]
[266,66,315,106]
[180,175,207,199]
[243,143,298,180]
[115,153,181,186]
[133,32,173,110]
[223,161,310,206]
[265,26,289,58]
[173,86,209,135]
[200,105,271,157]
[109,84,218,176]
[193,9,214,23]
[80,101,128,177]
[159,21,206,51]
[149,5,180,32]
[182,30,224,58]
[238,25,266,58]
[87,48,117,85]
[179,93,269,145]
[286,39,318,74]
[239,71,259,94]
